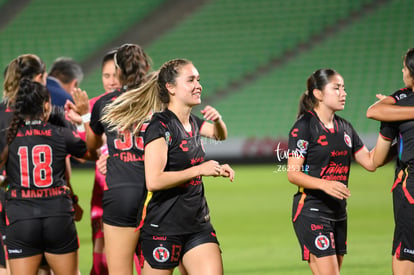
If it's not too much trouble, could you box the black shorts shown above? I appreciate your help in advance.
[140,225,220,269]
[293,214,347,261]
[5,216,78,259]
[392,184,414,261]
[102,186,146,227]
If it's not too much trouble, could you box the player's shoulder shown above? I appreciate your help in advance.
[334,114,356,132]
[95,88,124,106]
[151,109,175,125]
[294,111,314,126]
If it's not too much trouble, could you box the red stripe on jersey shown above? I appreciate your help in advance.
[303,245,310,261]
[292,192,306,222]
[379,133,393,141]
[402,168,414,204]
[395,242,402,259]
[353,145,365,156]
[391,170,403,192]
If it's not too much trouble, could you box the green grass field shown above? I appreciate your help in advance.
[71,162,396,274]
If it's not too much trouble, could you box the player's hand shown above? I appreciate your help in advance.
[64,100,82,125]
[322,180,350,200]
[219,164,235,182]
[198,160,222,177]
[97,154,108,175]
[200,105,222,122]
[73,202,84,221]
[375,93,387,101]
[71,88,90,115]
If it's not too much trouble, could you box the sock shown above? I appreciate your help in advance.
[90,252,108,275]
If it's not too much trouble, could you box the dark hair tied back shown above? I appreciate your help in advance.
[404,48,414,79]
[297,68,338,118]
[15,78,50,120]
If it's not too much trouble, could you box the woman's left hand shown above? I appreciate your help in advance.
[219,164,235,182]
[201,105,222,123]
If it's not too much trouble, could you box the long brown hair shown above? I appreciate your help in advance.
[3,54,45,103]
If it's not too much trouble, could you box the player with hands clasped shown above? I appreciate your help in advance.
[287,68,376,275]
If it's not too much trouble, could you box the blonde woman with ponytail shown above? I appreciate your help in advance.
[101,71,163,135]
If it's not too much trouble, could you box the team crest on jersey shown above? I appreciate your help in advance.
[397,93,407,100]
[314,234,330,250]
[153,246,170,263]
[344,132,352,148]
[296,139,309,153]
[165,131,172,146]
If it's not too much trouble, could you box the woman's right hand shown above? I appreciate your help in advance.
[198,160,222,177]
[321,180,351,200]
[70,88,90,115]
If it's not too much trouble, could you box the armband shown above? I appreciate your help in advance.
[76,123,85,132]
[81,113,91,124]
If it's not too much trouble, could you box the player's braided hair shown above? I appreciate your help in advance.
[157,59,192,104]
[7,79,50,145]
[3,54,45,103]
[298,68,338,118]
[115,43,151,90]
[0,79,50,170]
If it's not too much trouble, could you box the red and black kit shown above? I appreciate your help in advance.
[89,88,147,227]
[5,120,87,258]
[288,110,364,260]
[140,109,218,269]
[379,89,414,262]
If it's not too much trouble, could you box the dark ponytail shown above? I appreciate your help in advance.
[297,68,338,118]
[404,48,414,79]
[7,79,50,145]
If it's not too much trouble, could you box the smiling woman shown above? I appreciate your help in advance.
[101,58,235,275]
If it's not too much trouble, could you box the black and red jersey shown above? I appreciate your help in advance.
[0,102,13,153]
[380,90,414,202]
[5,121,88,223]
[89,88,146,190]
[288,110,364,220]
[380,87,413,184]
[142,109,210,235]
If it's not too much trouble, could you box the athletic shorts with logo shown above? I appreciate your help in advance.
[293,213,347,260]
[140,225,219,269]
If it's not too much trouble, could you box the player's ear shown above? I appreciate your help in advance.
[166,82,175,96]
[43,100,51,117]
[313,89,323,101]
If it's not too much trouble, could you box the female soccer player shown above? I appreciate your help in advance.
[287,68,376,275]
[102,58,235,275]
[1,79,98,275]
[2,53,82,275]
[366,47,414,275]
[70,43,153,275]
[88,49,121,275]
